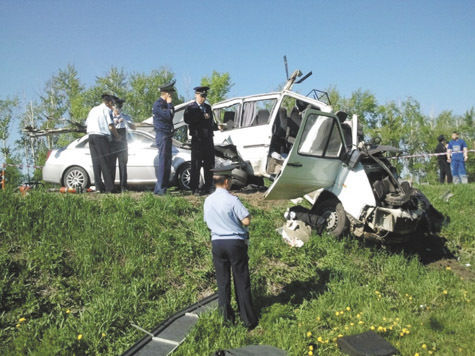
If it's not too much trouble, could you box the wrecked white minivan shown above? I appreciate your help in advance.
[211,70,444,243]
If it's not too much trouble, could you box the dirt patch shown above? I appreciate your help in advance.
[428,258,475,281]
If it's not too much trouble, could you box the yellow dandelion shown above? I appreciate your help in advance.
[316,316,320,321]
[338,334,343,338]
[446,266,451,270]
[332,337,337,342]
[414,353,420,356]
[400,332,404,337]
[443,290,448,295]
[306,331,312,337]
[422,344,427,349]
[406,324,412,328]
[16,324,20,328]
[395,317,400,321]
[344,326,349,330]
[19,317,26,323]
[102,332,106,337]
[325,339,329,344]
[350,322,354,326]
[346,307,351,311]
[335,311,340,316]
[356,314,361,319]
[428,351,433,355]
[389,326,393,330]
[308,351,313,356]
[317,336,323,343]
[409,296,413,300]
[77,334,83,341]
[358,321,364,325]
[370,326,375,330]
[377,326,384,332]
[66,309,71,314]
[340,310,344,315]
[309,345,313,351]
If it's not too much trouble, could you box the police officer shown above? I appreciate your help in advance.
[111,97,136,192]
[184,86,218,195]
[86,94,120,193]
[203,165,258,330]
[152,81,176,195]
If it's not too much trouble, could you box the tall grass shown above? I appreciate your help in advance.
[0,184,474,355]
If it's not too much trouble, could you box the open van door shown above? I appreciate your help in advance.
[265,109,346,200]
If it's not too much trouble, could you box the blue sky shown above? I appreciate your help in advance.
[1,0,474,117]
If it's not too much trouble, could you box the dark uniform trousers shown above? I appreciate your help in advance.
[190,138,215,192]
[89,134,114,193]
[212,239,257,328]
[111,128,128,189]
[154,131,172,195]
[439,160,453,184]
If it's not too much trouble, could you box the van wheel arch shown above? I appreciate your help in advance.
[311,192,349,237]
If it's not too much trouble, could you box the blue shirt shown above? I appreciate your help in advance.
[204,188,250,241]
[448,138,467,161]
[152,97,175,133]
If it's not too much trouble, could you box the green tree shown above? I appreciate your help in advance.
[200,71,233,105]
[128,68,181,121]
[0,98,22,188]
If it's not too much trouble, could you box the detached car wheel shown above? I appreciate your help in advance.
[177,162,192,190]
[313,199,348,237]
[63,166,89,190]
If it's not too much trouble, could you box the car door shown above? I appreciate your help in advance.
[126,131,158,184]
[265,109,346,200]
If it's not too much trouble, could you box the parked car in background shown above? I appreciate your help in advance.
[42,130,194,191]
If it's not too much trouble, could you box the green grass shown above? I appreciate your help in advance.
[0,184,474,355]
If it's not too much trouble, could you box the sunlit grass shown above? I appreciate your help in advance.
[0,184,474,355]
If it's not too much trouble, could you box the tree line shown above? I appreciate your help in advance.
[0,65,473,187]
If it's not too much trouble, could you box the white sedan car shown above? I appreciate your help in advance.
[42,130,194,190]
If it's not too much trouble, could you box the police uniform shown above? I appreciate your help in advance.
[86,95,115,193]
[152,81,176,195]
[203,166,258,329]
[435,135,452,184]
[111,98,134,192]
[184,86,218,194]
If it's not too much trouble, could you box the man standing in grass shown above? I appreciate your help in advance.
[86,94,120,193]
[152,81,176,195]
[203,166,258,330]
[447,131,468,184]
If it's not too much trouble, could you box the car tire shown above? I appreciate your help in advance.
[177,162,192,190]
[312,199,348,237]
[231,168,248,188]
[63,166,89,190]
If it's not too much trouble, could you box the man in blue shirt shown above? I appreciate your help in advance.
[152,81,176,195]
[447,131,468,184]
[203,166,258,330]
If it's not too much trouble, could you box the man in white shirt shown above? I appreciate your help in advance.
[86,94,120,193]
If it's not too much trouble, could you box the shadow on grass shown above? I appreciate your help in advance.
[363,233,455,265]
[254,269,331,316]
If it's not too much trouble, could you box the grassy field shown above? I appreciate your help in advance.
[0,184,473,355]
